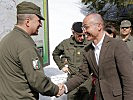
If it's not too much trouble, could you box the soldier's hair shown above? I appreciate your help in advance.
[16,14,34,25]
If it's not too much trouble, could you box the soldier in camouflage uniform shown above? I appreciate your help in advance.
[52,22,92,100]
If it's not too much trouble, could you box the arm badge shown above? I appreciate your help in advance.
[32,57,41,70]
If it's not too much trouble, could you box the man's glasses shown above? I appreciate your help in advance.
[81,25,89,31]
[81,23,99,31]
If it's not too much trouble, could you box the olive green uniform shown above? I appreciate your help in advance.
[52,36,92,100]
[0,26,59,100]
[118,35,133,60]
[124,35,133,61]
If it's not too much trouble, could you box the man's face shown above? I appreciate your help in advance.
[29,15,42,35]
[82,17,99,41]
[120,27,131,36]
[73,32,85,43]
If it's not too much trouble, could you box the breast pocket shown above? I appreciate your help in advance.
[64,48,75,57]
[112,89,122,97]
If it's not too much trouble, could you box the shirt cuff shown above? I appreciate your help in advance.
[64,84,68,93]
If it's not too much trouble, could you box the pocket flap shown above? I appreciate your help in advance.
[112,89,122,97]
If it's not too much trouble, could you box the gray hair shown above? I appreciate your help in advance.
[16,14,34,25]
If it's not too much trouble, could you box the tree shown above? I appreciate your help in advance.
[81,0,133,22]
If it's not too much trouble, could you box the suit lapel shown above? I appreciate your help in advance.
[87,35,111,77]
[99,35,111,66]
[89,44,99,77]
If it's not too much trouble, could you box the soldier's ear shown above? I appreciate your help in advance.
[71,29,75,34]
[25,17,30,27]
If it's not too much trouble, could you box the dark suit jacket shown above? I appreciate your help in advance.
[65,35,133,100]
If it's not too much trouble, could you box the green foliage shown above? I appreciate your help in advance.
[81,0,133,6]
[81,0,133,31]
[81,0,133,22]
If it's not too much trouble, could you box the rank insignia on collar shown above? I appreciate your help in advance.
[32,57,40,70]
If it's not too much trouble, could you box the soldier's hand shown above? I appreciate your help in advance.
[61,66,69,73]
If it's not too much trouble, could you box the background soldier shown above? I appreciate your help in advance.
[119,20,133,60]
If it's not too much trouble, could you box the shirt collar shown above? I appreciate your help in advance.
[92,33,105,49]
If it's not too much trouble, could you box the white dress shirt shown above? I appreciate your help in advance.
[92,33,105,65]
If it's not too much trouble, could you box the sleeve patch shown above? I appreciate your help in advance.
[32,57,40,70]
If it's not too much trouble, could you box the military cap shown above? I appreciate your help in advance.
[72,22,83,34]
[120,20,131,28]
[17,1,44,20]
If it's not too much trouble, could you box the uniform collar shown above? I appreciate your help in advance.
[14,26,31,38]
[119,35,133,42]
[125,35,133,42]
[13,26,35,45]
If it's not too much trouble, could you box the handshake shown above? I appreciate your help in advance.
[56,83,67,97]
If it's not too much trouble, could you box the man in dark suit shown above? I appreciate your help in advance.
[61,13,133,100]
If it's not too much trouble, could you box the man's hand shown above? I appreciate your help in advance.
[56,84,65,97]
[62,66,70,74]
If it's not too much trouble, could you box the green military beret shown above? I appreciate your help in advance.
[17,1,44,20]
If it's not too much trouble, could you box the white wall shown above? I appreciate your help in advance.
[47,0,85,69]
[40,0,85,100]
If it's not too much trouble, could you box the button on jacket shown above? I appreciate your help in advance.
[0,26,58,100]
